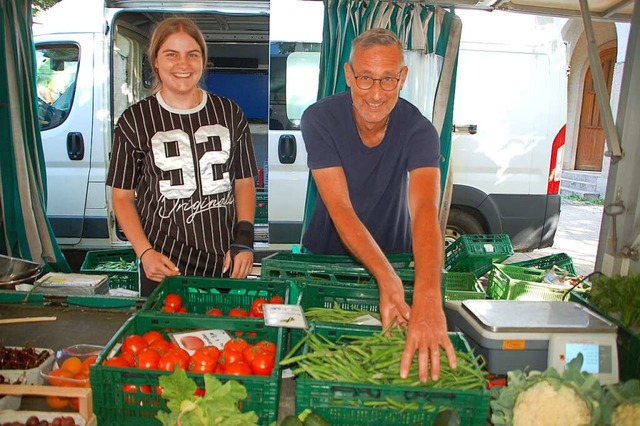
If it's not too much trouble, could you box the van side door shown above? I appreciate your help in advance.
[35,34,98,246]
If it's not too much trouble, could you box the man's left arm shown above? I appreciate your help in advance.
[399,167,457,382]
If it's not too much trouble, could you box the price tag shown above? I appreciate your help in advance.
[354,314,382,326]
[263,304,308,329]
[169,329,232,355]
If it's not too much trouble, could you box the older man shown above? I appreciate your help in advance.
[300,28,457,382]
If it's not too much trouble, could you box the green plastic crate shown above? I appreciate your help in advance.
[295,324,490,426]
[445,234,513,277]
[142,276,290,315]
[260,252,414,286]
[91,312,284,425]
[444,272,486,301]
[0,289,144,310]
[509,252,577,276]
[488,264,588,301]
[570,292,640,381]
[80,249,139,292]
[256,192,268,224]
[288,282,418,350]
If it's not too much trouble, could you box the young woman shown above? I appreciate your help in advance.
[107,17,258,296]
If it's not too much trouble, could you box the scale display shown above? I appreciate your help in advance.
[548,334,618,384]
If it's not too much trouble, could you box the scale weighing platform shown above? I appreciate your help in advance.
[445,300,620,384]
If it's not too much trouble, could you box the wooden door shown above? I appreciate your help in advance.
[575,47,616,171]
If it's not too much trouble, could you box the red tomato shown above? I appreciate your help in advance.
[136,348,161,370]
[164,293,183,310]
[194,388,206,397]
[177,306,188,313]
[162,304,179,313]
[170,347,191,365]
[103,356,129,368]
[269,295,285,304]
[228,307,249,317]
[158,351,188,372]
[224,337,249,353]
[218,349,243,372]
[198,346,221,363]
[188,351,218,374]
[149,339,173,356]
[139,385,153,394]
[206,307,224,316]
[122,384,138,393]
[255,340,277,355]
[225,361,252,376]
[122,334,148,356]
[251,352,275,376]
[142,330,165,345]
[120,351,136,367]
[249,298,268,318]
[242,345,261,364]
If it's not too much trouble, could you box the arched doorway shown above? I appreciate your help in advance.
[575,46,617,171]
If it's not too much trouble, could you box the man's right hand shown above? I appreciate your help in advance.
[378,274,411,328]
[140,250,180,282]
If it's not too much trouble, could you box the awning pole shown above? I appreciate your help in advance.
[578,0,623,159]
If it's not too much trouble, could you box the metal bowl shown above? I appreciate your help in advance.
[0,254,43,283]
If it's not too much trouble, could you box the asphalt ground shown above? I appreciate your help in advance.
[506,200,604,277]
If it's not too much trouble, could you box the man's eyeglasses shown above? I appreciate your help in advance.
[349,64,403,91]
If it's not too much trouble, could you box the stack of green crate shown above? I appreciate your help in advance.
[255,191,268,224]
[445,234,513,277]
[80,249,138,293]
[488,264,588,301]
[294,324,490,426]
[444,272,486,301]
[142,276,290,316]
[91,313,284,425]
[508,252,577,276]
[260,252,414,286]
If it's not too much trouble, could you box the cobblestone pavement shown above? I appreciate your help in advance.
[506,200,604,277]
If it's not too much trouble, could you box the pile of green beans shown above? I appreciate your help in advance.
[281,327,487,390]
[304,302,381,324]
[93,257,137,271]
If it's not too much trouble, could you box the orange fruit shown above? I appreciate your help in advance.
[47,368,74,386]
[46,395,69,409]
[73,372,90,387]
[61,356,83,376]
[81,355,98,374]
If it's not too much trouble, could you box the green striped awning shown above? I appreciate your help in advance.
[0,0,69,271]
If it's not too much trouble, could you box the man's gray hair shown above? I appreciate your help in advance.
[349,28,405,64]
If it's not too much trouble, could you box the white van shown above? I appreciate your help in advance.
[33,0,566,253]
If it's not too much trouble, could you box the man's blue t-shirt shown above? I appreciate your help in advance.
[300,92,440,255]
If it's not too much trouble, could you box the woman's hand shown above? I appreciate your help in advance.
[223,250,254,278]
[140,249,180,282]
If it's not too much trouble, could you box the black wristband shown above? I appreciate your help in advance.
[234,220,254,249]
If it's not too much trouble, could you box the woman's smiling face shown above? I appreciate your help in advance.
[154,31,204,98]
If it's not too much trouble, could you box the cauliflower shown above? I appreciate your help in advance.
[603,380,640,426]
[491,354,602,426]
[611,402,640,426]
[512,381,591,426]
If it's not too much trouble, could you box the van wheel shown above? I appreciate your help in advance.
[445,208,485,248]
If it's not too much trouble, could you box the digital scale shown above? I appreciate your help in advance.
[445,300,619,384]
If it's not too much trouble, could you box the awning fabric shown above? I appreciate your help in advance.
[0,0,70,271]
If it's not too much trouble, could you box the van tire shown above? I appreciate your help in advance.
[445,208,485,248]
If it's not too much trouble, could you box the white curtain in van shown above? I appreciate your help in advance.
[0,0,70,271]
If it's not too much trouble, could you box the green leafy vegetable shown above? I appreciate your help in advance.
[589,273,640,330]
[156,369,259,426]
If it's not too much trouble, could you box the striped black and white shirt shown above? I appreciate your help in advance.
[106,90,258,277]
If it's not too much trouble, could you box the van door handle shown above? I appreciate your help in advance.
[452,124,478,135]
[278,134,297,164]
[67,132,84,160]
